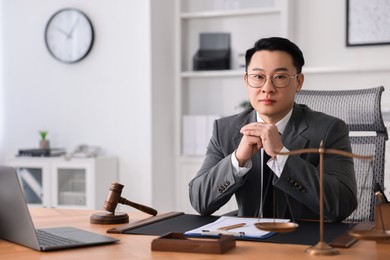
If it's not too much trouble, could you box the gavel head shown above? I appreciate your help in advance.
[103,182,124,213]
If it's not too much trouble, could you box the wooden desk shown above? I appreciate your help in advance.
[0,208,389,260]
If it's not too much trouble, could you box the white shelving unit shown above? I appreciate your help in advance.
[174,0,292,214]
[6,156,118,209]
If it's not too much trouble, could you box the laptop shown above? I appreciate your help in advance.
[0,165,119,251]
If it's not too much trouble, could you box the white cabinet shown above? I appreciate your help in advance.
[6,156,117,209]
[174,0,291,214]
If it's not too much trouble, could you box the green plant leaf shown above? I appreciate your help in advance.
[39,131,48,140]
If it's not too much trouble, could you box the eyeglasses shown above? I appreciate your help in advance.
[246,73,300,88]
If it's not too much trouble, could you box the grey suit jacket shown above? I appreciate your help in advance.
[189,103,357,222]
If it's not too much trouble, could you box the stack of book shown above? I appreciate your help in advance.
[182,115,220,156]
[18,148,66,157]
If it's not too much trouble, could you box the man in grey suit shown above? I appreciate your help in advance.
[189,37,357,222]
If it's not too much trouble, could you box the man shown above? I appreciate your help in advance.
[189,37,357,222]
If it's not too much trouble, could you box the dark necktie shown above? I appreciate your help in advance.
[260,150,274,218]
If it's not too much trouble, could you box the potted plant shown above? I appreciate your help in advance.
[39,131,50,149]
[237,100,252,111]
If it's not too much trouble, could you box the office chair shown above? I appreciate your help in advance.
[295,86,388,222]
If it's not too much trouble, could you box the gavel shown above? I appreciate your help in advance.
[104,182,158,216]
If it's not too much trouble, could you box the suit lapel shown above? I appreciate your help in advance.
[276,103,309,218]
[232,109,257,148]
[283,103,309,151]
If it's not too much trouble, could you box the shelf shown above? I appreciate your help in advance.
[181,65,390,79]
[181,7,280,19]
[59,191,86,206]
[175,0,291,213]
[302,65,390,74]
[181,69,244,78]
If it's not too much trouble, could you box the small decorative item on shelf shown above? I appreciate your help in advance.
[39,130,50,149]
[238,53,246,69]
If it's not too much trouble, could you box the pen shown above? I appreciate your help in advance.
[217,223,246,231]
[201,229,245,237]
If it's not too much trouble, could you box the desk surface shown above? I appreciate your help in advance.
[0,208,389,260]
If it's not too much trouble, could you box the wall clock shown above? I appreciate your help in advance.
[44,8,94,63]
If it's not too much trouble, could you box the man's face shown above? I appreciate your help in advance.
[244,50,304,124]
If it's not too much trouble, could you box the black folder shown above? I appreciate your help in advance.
[123,214,356,246]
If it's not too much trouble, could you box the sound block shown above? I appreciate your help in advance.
[90,211,129,224]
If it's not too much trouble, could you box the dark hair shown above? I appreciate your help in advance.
[245,37,305,73]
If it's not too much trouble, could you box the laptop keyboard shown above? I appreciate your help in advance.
[36,229,82,247]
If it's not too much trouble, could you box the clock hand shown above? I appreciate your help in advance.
[57,27,70,37]
[67,18,80,39]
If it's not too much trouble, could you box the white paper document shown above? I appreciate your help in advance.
[185,216,290,239]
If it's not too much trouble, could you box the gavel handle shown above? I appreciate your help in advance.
[118,197,158,216]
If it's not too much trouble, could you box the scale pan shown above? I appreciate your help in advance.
[254,222,299,233]
[348,230,390,241]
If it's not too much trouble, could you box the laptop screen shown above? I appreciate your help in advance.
[0,165,119,251]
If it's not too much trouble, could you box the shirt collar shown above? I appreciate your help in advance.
[256,108,293,135]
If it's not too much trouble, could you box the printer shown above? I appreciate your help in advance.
[193,32,231,71]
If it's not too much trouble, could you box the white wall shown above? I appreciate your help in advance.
[294,0,390,107]
[0,2,4,161]
[151,1,176,210]
[0,0,175,211]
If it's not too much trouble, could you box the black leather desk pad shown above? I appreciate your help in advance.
[123,214,355,246]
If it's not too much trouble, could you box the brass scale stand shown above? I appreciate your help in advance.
[253,141,375,256]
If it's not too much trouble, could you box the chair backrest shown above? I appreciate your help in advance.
[295,86,388,222]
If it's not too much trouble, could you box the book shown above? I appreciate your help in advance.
[182,115,220,156]
[18,148,66,157]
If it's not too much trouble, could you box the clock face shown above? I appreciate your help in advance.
[45,8,94,63]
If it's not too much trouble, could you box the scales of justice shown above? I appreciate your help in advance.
[253,140,389,256]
